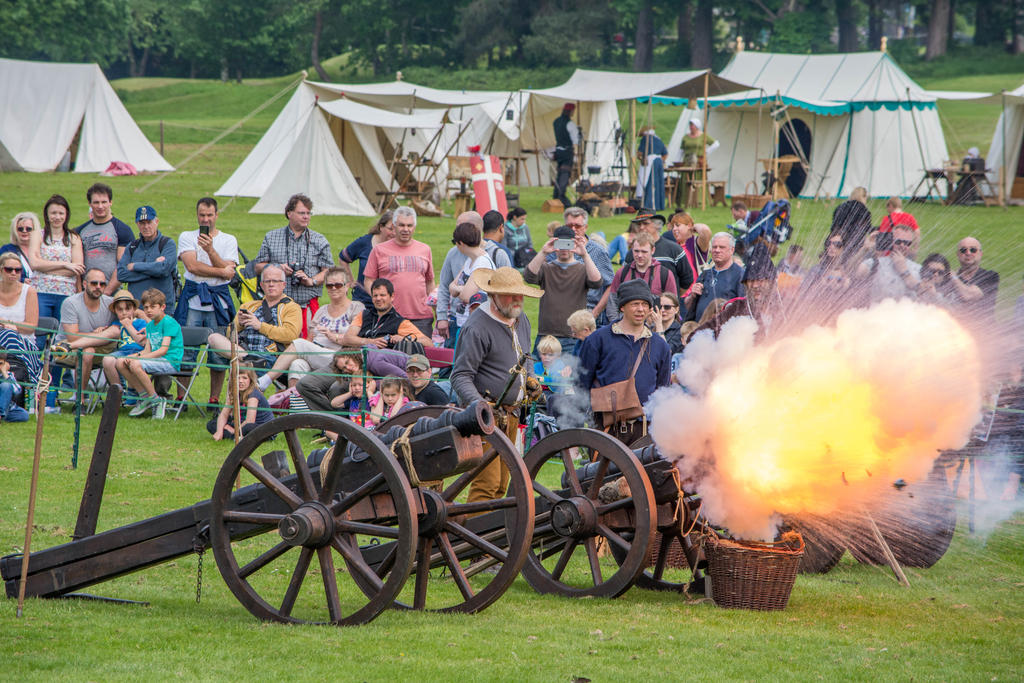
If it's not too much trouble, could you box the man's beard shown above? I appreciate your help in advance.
[494,300,523,319]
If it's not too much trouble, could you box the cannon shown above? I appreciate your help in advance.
[376,407,708,599]
[2,402,534,625]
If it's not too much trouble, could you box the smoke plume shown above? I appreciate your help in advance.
[648,299,983,541]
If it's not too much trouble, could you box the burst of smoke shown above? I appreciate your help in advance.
[648,298,983,541]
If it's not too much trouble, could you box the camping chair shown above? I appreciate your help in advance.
[150,326,212,420]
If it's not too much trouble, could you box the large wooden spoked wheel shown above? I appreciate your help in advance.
[368,404,536,613]
[521,428,656,599]
[210,413,418,626]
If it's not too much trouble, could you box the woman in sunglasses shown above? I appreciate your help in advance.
[0,212,39,285]
[655,291,684,354]
[0,251,42,386]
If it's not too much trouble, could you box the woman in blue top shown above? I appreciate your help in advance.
[338,211,394,306]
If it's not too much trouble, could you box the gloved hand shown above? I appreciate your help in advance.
[524,376,544,403]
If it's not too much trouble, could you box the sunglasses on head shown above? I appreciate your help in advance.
[959,246,979,254]
[3,266,22,274]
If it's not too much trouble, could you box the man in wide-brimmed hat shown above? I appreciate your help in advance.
[452,266,544,503]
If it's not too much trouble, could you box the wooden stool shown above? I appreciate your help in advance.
[708,181,727,207]
[453,192,472,215]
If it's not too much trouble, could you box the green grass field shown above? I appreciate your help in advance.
[0,68,1022,680]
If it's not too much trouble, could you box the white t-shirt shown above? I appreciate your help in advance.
[453,253,495,327]
[177,229,239,311]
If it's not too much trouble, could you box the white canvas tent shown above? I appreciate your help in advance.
[217,79,518,215]
[522,68,748,187]
[665,52,985,199]
[984,84,1024,199]
[0,58,172,173]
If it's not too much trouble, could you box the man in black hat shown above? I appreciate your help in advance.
[552,103,579,207]
[578,278,671,444]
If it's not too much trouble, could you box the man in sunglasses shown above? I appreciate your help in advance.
[855,225,920,304]
[52,268,119,398]
[952,237,999,326]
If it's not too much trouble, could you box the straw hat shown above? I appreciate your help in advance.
[471,267,544,298]
[108,289,140,312]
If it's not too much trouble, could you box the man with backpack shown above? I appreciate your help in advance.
[117,206,178,309]
[593,231,678,322]
[481,210,513,268]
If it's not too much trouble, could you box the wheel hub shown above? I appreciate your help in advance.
[278,501,335,547]
[417,489,448,536]
[551,496,597,539]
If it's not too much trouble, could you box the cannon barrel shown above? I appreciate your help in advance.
[565,442,680,503]
[375,401,494,445]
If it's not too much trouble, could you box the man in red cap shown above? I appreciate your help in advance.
[552,102,579,208]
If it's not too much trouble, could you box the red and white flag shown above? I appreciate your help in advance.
[470,154,508,216]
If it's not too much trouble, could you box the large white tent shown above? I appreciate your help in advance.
[984,84,1024,199]
[522,68,748,187]
[0,58,173,173]
[665,52,984,199]
[216,79,517,215]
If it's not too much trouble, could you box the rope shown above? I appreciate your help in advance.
[390,423,420,487]
[135,73,306,195]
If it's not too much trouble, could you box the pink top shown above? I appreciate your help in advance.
[364,239,435,320]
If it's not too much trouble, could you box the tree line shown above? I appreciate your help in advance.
[1,0,1021,81]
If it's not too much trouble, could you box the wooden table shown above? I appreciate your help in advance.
[759,155,800,200]
[665,164,710,208]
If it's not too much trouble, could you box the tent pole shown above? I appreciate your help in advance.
[700,71,709,210]
[517,91,531,186]
[754,89,764,190]
[528,95,542,191]
[629,99,637,186]
[1001,92,1007,205]
[905,87,930,199]
[424,118,468,193]
[486,91,515,155]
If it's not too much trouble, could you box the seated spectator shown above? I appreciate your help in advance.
[728,200,761,233]
[366,375,411,427]
[916,253,957,307]
[607,221,637,265]
[296,348,364,413]
[854,226,920,304]
[567,309,596,357]
[953,236,1000,327]
[655,292,684,355]
[595,232,677,321]
[533,335,573,394]
[206,264,301,407]
[0,251,41,386]
[208,367,272,440]
[117,289,184,419]
[525,225,602,354]
[878,196,919,233]
[331,372,374,419]
[256,267,364,391]
[777,244,804,276]
[99,290,149,393]
[51,267,118,403]
[117,206,178,310]
[405,353,449,405]
[684,232,745,322]
[342,277,433,378]
[0,356,29,422]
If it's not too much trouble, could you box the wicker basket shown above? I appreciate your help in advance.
[647,531,690,569]
[730,181,771,210]
[702,531,804,610]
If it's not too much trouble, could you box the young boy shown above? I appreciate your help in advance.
[0,356,29,423]
[533,334,573,394]
[100,290,149,395]
[117,288,184,419]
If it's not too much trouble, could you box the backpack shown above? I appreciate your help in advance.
[514,245,537,269]
[229,248,262,304]
[485,241,510,269]
[391,334,425,357]
[127,235,181,300]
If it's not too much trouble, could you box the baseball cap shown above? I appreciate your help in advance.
[135,205,157,222]
[406,354,430,371]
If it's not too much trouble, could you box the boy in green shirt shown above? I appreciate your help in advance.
[116,288,183,419]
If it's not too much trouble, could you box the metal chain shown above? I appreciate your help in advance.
[195,547,204,604]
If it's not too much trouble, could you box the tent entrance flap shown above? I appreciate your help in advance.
[779,118,812,197]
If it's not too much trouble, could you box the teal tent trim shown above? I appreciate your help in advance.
[837,113,855,193]
[641,96,935,115]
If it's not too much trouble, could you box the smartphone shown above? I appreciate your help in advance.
[875,231,893,252]
[199,224,210,236]
[554,238,575,250]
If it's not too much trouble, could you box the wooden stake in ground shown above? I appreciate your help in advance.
[17,354,52,617]
[230,325,243,489]
[864,510,910,587]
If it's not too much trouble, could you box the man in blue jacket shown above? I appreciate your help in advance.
[117,206,178,309]
[579,278,671,444]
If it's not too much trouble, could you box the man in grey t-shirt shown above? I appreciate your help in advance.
[75,182,135,296]
[55,268,118,395]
